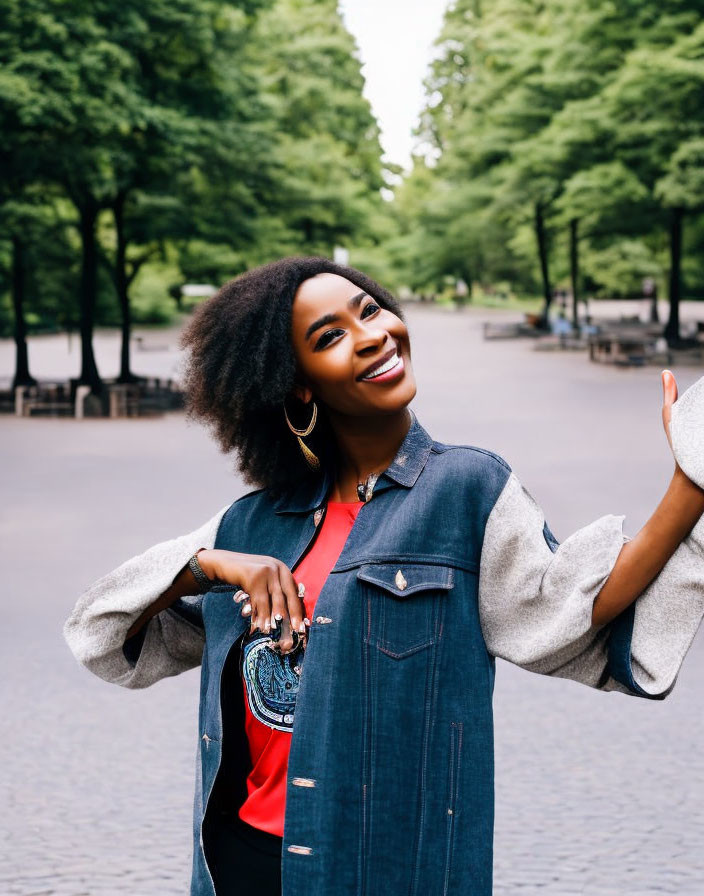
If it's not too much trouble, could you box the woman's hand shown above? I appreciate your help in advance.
[199,550,308,652]
[661,369,679,459]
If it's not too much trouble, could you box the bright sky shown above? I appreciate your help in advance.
[338,0,450,173]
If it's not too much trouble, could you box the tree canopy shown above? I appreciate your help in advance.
[0,0,389,387]
[393,0,704,335]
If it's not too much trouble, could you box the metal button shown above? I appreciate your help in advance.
[315,616,332,624]
[291,777,316,788]
[287,844,313,855]
[313,508,324,526]
[395,569,407,591]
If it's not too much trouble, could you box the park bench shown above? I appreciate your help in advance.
[108,383,142,417]
[107,377,184,417]
[588,330,670,367]
[533,332,588,352]
[16,383,74,416]
[0,388,15,413]
[482,319,543,340]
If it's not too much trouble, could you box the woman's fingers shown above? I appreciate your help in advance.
[247,581,273,635]
[661,369,679,454]
[278,565,306,637]
[225,556,307,648]
[268,575,289,641]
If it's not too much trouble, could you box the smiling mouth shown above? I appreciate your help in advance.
[360,349,402,381]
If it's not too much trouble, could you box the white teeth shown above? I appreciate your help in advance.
[362,352,400,380]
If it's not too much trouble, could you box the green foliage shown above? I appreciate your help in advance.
[394,0,704,303]
[129,260,184,324]
[238,0,389,258]
[0,0,390,369]
[582,240,664,298]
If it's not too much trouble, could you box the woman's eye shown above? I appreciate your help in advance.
[313,304,380,350]
[315,328,344,350]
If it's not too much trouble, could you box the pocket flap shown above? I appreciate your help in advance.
[357,563,454,598]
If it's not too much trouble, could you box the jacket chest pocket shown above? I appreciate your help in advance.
[357,562,454,659]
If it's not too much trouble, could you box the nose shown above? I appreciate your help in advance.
[354,323,388,356]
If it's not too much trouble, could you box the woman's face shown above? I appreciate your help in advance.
[290,273,416,417]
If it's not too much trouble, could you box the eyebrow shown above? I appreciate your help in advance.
[304,291,368,341]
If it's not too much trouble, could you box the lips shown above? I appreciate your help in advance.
[357,343,401,381]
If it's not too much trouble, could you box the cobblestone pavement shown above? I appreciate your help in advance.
[1,305,703,894]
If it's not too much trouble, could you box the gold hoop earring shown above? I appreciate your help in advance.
[284,400,320,470]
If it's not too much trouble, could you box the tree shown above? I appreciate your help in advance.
[394,0,704,326]
[243,0,389,257]
[1,0,275,391]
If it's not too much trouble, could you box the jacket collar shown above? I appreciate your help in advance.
[273,409,433,514]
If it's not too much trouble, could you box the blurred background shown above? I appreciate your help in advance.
[2,1,704,893]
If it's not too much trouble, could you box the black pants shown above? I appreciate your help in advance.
[206,810,283,896]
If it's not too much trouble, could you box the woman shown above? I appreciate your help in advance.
[64,256,704,896]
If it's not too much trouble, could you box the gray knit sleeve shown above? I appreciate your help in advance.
[606,373,704,698]
[478,473,627,685]
[671,374,704,489]
[478,374,704,699]
[63,505,230,690]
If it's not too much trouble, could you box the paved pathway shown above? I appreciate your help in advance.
[1,305,702,894]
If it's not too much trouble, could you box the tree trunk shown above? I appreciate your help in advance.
[10,235,37,389]
[78,202,103,391]
[664,207,683,345]
[535,203,552,330]
[113,194,137,383]
[650,288,660,324]
[569,218,579,332]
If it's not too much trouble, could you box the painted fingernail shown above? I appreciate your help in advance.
[298,583,306,598]
[274,613,283,622]
[303,617,310,626]
[298,621,306,633]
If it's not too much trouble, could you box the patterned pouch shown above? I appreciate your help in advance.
[239,629,305,732]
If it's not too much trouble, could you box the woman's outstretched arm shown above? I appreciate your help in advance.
[478,371,704,699]
[593,370,704,626]
[592,465,704,627]
[63,504,230,689]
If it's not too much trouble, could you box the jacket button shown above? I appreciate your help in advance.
[287,844,313,855]
[291,776,316,788]
[395,569,407,591]
[313,508,324,526]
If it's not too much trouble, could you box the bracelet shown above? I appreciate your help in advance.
[188,548,218,594]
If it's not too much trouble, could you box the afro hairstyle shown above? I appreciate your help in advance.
[178,255,405,497]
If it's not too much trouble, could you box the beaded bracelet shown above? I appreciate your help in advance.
[188,548,218,594]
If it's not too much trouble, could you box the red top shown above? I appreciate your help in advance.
[238,499,364,835]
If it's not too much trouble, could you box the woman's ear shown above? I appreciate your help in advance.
[291,382,313,404]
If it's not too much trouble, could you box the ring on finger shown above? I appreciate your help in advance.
[275,629,301,656]
[233,590,249,603]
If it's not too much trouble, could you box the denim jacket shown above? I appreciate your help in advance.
[64,387,704,896]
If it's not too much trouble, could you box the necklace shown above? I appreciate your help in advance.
[356,472,379,503]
